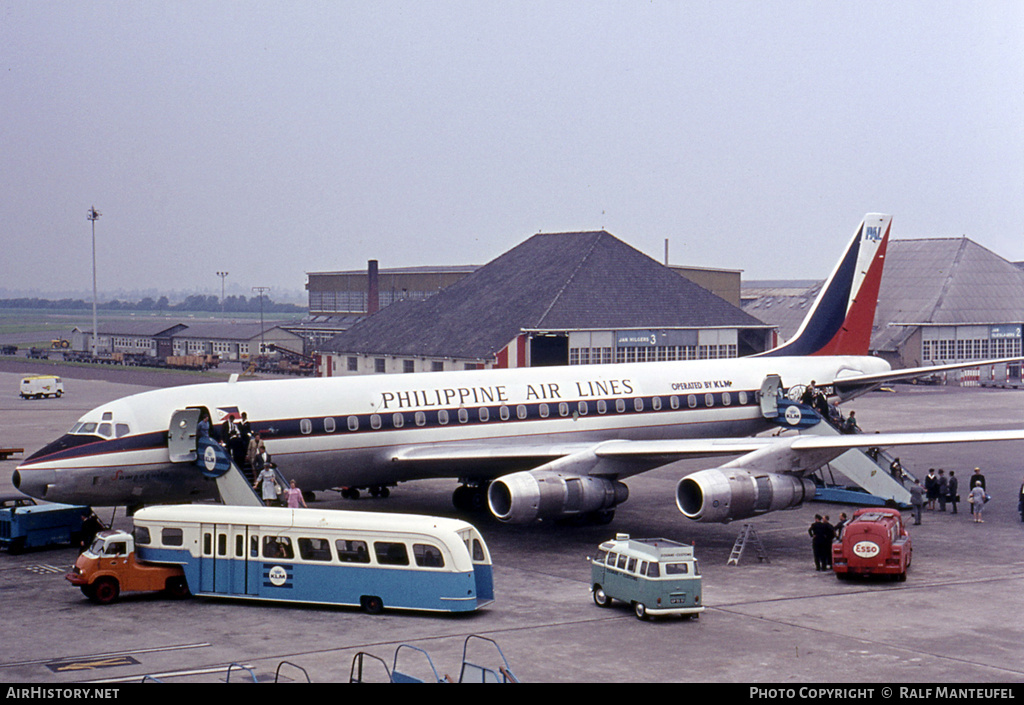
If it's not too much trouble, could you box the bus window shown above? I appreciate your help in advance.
[235,534,244,557]
[646,562,660,578]
[203,533,212,555]
[135,526,151,545]
[298,537,332,562]
[413,544,445,568]
[627,557,637,573]
[264,536,294,559]
[336,539,370,563]
[250,536,259,558]
[161,528,183,546]
[464,538,487,562]
[217,533,228,556]
[375,541,409,566]
[665,563,689,575]
[617,554,628,570]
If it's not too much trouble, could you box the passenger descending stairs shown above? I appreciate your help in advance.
[195,436,265,507]
[802,419,913,507]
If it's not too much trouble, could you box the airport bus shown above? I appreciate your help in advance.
[130,505,494,613]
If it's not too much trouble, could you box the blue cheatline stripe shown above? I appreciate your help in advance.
[26,388,764,464]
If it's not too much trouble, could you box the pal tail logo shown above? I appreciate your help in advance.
[865,226,883,242]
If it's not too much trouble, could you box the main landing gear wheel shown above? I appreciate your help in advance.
[452,484,488,512]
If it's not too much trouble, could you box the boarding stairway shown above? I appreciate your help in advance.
[802,416,913,507]
[759,377,913,508]
[194,436,268,507]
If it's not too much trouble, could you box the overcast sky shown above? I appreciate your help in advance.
[2,1,1022,301]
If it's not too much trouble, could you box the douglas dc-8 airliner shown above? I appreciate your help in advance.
[14,215,1024,524]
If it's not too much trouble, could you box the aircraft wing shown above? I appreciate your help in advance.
[833,357,1023,400]
[389,428,1024,479]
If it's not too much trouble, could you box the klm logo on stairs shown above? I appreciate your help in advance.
[197,436,233,478]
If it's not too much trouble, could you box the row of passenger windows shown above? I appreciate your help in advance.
[595,549,698,578]
[138,526,486,568]
[296,391,752,434]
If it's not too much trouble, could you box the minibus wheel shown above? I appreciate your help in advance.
[633,602,649,620]
[361,595,384,615]
[593,586,612,608]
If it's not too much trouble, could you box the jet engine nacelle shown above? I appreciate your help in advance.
[488,470,629,524]
[675,468,816,523]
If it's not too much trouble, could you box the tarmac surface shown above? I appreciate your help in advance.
[1,361,1023,684]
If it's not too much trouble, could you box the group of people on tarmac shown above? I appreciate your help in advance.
[907,467,996,525]
[807,512,849,571]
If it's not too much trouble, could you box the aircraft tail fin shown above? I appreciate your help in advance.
[762,214,891,357]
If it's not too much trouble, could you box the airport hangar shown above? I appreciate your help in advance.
[744,237,1024,385]
[314,230,773,376]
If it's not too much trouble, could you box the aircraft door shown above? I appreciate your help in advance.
[759,375,782,419]
[169,408,202,463]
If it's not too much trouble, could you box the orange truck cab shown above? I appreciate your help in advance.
[832,507,912,581]
[66,529,189,604]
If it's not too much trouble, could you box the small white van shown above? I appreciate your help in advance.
[19,375,64,399]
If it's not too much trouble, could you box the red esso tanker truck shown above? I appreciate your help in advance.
[832,507,912,581]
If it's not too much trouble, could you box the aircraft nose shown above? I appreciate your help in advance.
[12,467,56,500]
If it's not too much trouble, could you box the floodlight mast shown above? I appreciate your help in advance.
[87,206,101,357]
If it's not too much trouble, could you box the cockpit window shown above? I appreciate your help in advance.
[69,420,130,438]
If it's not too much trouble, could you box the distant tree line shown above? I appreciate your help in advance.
[0,295,306,314]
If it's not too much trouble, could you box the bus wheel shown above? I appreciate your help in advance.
[361,595,384,615]
[633,602,649,620]
[593,586,612,608]
[165,577,191,599]
[91,577,120,605]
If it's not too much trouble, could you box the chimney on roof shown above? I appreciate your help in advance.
[367,259,379,314]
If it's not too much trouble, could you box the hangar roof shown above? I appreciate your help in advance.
[743,238,1024,352]
[872,238,1024,352]
[321,230,766,360]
